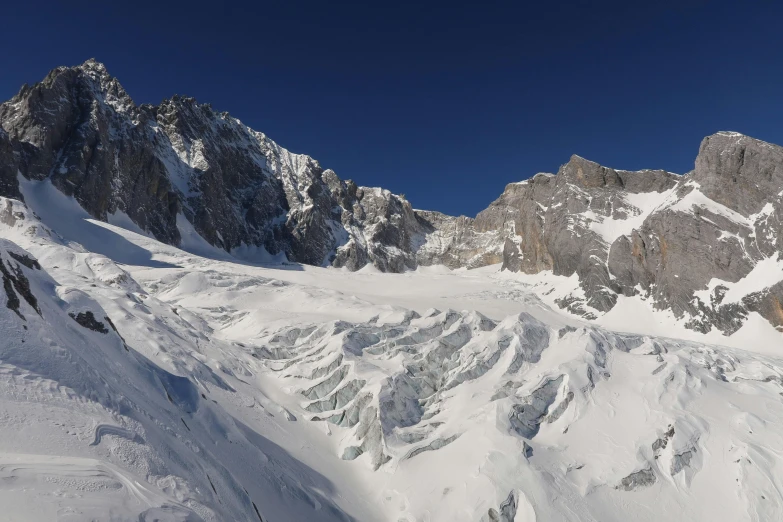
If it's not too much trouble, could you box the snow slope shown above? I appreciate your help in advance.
[0,191,782,521]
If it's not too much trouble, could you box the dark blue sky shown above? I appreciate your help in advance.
[2,0,782,216]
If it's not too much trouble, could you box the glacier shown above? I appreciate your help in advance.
[0,178,781,521]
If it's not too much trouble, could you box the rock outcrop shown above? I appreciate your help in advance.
[609,133,783,334]
[473,132,783,335]
[476,159,678,315]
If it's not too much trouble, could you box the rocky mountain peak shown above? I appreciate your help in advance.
[693,131,783,216]
[77,59,135,113]
[41,59,136,115]
[0,61,782,338]
[78,57,110,76]
[560,154,678,193]
[561,154,624,190]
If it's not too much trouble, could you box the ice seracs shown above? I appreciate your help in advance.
[1,184,783,520]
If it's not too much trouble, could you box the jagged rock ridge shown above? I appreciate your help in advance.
[481,132,783,335]
[0,59,501,272]
[1,61,782,335]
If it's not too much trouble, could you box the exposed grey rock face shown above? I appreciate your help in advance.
[617,467,656,491]
[412,210,505,268]
[671,449,695,475]
[477,159,678,316]
[0,128,22,200]
[1,61,782,336]
[476,132,783,335]
[608,133,783,334]
[0,60,496,272]
[68,310,109,334]
[652,425,675,453]
[0,61,181,243]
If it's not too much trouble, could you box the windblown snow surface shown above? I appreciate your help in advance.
[0,184,782,521]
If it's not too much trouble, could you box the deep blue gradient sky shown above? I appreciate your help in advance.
[2,0,782,216]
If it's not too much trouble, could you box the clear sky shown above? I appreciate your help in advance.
[2,0,782,216]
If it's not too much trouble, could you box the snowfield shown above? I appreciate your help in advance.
[0,185,782,521]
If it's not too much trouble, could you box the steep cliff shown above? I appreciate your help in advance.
[1,61,782,335]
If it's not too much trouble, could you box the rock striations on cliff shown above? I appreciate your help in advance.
[0,59,501,273]
[480,133,783,336]
[1,60,781,335]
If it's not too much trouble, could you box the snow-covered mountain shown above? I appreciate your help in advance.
[1,60,783,521]
[0,59,502,274]
[3,61,783,336]
[481,134,783,336]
